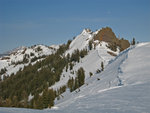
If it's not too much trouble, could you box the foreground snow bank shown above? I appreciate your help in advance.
[0,82,150,113]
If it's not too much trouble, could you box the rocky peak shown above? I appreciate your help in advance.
[81,28,92,34]
[94,27,130,51]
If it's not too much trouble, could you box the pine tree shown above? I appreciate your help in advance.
[74,77,79,90]
[71,49,80,62]
[80,49,88,58]
[22,90,28,108]
[12,96,18,107]
[42,88,55,108]
[47,89,55,108]
[88,40,93,50]
[0,97,3,106]
[42,89,49,108]
[89,72,93,77]
[5,98,12,107]
[77,67,85,87]
[132,38,135,45]
[101,62,104,71]
[36,96,43,109]
[66,64,68,72]
[66,53,70,62]
[67,77,74,92]
[66,40,72,49]
[69,63,73,70]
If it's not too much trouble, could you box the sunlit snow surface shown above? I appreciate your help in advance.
[51,30,119,90]
[0,44,58,79]
[0,42,150,113]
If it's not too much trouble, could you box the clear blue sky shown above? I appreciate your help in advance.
[0,0,150,53]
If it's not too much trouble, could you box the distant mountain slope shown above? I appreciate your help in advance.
[0,42,149,113]
[0,44,58,79]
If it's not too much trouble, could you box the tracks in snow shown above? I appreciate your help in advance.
[116,46,135,86]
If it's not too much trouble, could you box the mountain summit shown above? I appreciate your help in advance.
[94,27,130,51]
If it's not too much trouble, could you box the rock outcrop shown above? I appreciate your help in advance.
[94,27,130,51]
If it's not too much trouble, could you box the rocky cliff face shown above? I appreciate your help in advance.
[94,27,130,51]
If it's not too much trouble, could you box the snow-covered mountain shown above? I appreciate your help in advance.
[0,41,150,113]
[0,28,119,81]
[51,28,120,90]
[0,27,149,113]
[0,44,59,79]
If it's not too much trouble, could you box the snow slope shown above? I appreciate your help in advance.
[0,42,150,113]
[51,29,119,90]
[65,29,93,55]
[53,42,150,113]
[0,44,58,79]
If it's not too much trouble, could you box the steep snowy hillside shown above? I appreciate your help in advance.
[65,29,93,55]
[51,29,119,90]
[0,45,59,79]
[53,42,150,113]
[0,42,149,113]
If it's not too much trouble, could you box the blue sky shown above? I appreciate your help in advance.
[0,0,150,53]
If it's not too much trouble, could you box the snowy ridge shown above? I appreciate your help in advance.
[0,44,58,79]
[0,42,150,113]
[65,29,93,55]
[51,30,119,90]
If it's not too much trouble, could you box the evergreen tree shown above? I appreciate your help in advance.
[36,96,43,109]
[80,49,88,58]
[71,49,80,62]
[42,88,49,108]
[66,40,72,49]
[42,88,55,108]
[66,53,70,62]
[101,62,104,71]
[69,63,73,70]
[89,72,93,77]
[74,77,79,90]
[77,67,85,87]
[132,38,135,45]
[66,64,68,72]
[0,97,3,106]
[5,98,12,107]
[47,89,55,108]
[22,90,28,108]
[67,77,74,92]
[12,96,18,107]
[88,40,93,50]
